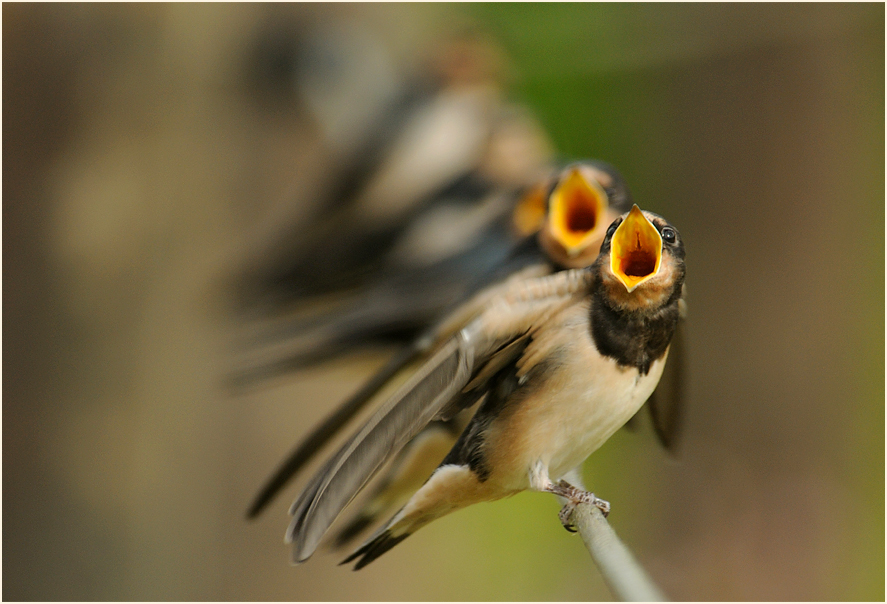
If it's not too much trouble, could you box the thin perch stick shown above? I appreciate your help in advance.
[571,502,667,602]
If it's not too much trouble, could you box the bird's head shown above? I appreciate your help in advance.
[518,161,632,268]
[595,205,685,312]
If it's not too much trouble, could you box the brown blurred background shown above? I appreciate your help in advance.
[4,3,883,600]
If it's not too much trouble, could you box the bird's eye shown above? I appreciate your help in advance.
[661,227,677,244]
[605,221,620,239]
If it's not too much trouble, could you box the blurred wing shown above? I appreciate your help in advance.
[230,217,531,385]
[647,316,686,452]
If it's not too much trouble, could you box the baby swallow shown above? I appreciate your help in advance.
[244,162,636,519]
[283,205,686,568]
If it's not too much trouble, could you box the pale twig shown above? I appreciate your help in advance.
[570,502,667,601]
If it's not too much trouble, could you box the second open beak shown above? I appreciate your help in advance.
[547,167,609,257]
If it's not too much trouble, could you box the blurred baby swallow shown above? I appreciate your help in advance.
[233,161,632,389]
[244,162,638,520]
[280,205,686,568]
[235,28,553,314]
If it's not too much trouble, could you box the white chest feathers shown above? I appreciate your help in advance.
[482,301,668,489]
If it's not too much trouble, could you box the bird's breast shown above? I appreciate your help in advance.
[482,302,667,490]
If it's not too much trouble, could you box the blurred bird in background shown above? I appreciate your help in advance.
[234,22,553,315]
[231,161,633,384]
[229,21,557,380]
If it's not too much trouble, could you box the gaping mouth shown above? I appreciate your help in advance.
[548,167,608,256]
[610,205,662,292]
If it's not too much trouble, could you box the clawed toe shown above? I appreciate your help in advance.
[593,496,611,518]
[558,503,578,532]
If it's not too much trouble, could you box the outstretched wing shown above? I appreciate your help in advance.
[245,258,551,519]
[285,268,592,562]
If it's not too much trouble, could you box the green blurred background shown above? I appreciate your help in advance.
[4,3,883,600]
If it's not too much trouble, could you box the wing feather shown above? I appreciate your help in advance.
[647,314,686,451]
[287,334,474,561]
[286,268,593,562]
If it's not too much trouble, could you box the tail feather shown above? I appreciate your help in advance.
[340,529,412,570]
[339,462,489,569]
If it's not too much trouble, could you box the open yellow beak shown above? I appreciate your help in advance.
[547,167,608,256]
[610,205,662,292]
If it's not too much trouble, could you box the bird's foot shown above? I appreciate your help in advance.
[558,504,579,532]
[546,479,610,531]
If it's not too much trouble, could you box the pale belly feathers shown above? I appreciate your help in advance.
[481,300,668,491]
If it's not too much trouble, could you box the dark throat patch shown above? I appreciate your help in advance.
[589,279,682,375]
